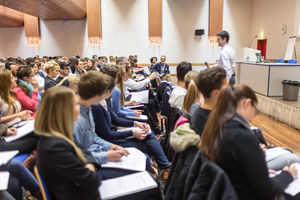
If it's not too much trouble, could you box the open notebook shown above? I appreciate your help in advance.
[101,147,147,171]
[5,120,34,142]
[99,171,157,200]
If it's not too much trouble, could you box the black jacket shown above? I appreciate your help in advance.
[183,151,239,200]
[165,146,198,200]
[152,62,170,76]
[44,76,57,91]
[37,136,101,200]
[217,114,293,200]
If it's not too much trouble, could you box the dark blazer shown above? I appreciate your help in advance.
[165,146,198,200]
[217,114,293,199]
[91,104,134,141]
[153,62,170,76]
[37,136,101,200]
[44,76,57,91]
[183,151,239,200]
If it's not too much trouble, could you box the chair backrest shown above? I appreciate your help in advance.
[277,58,285,63]
[33,166,52,200]
[288,59,297,64]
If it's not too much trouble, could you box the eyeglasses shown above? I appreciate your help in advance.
[63,67,70,70]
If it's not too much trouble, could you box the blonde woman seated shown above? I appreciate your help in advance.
[35,87,100,200]
[56,74,80,94]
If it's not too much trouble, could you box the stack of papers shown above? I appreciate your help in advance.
[0,172,10,190]
[285,163,300,196]
[101,148,147,171]
[5,120,34,142]
[0,150,19,166]
[99,171,157,200]
[125,104,144,109]
[130,90,149,104]
[126,115,148,121]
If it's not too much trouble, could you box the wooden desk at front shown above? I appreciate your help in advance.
[237,62,300,96]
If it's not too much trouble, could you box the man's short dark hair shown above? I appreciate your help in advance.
[100,65,119,80]
[176,61,192,81]
[217,30,230,42]
[78,71,114,100]
[195,67,227,98]
[116,57,126,65]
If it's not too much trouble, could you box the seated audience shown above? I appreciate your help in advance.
[199,84,298,199]
[92,89,171,171]
[117,57,156,99]
[44,61,60,91]
[0,71,32,126]
[74,59,86,76]
[148,56,157,73]
[103,65,141,117]
[13,65,41,116]
[74,71,142,180]
[169,61,192,111]
[29,62,44,92]
[191,67,228,135]
[55,62,71,87]
[35,86,101,200]
[152,55,170,76]
[67,74,81,94]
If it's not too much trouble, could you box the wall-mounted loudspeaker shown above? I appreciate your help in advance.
[195,29,204,36]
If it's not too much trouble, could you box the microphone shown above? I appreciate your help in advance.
[249,35,258,48]
[204,62,209,68]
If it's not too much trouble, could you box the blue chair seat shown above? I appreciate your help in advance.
[13,154,29,163]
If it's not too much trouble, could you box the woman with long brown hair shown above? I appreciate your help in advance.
[35,86,100,200]
[0,71,37,154]
[200,84,297,199]
[0,71,32,126]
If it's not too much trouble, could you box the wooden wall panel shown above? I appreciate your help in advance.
[0,5,23,27]
[148,0,162,39]
[209,0,223,37]
[0,0,86,20]
[24,14,40,37]
[86,0,101,38]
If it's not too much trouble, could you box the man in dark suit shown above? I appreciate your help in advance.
[152,55,170,76]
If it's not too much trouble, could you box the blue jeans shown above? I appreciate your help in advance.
[0,159,40,200]
[113,132,170,169]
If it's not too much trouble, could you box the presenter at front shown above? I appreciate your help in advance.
[217,30,236,85]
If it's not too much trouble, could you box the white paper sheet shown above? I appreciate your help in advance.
[125,104,144,109]
[0,172,10,190]
[285,163,300,196]
[5,120,34,142]
[101,148,146,171]
[130,90,149,104]
[0,150,19,166]
[265,147,291,162]
[126,114,148,121]
[99,171,157,200]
